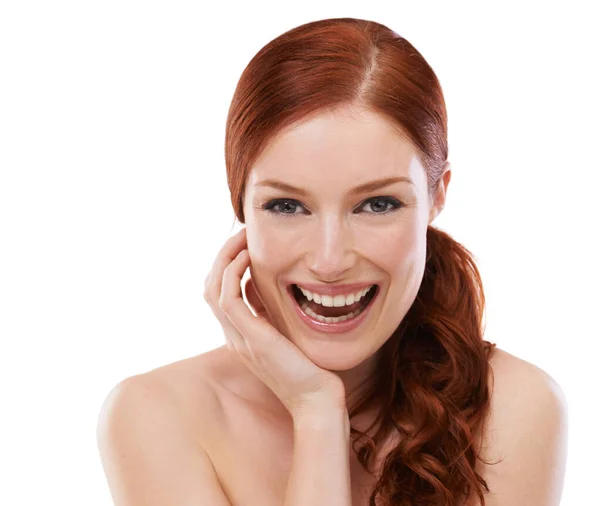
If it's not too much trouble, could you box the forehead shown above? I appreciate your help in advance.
[247,108,426,192]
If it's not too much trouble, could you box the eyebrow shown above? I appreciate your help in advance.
[254,176,415,196]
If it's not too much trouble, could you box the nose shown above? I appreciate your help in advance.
[306,218,356,281]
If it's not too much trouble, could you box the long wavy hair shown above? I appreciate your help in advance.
[223,17,499,506]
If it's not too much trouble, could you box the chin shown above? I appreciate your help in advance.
[292,337,376,372]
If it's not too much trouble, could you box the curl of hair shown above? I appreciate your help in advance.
[224,17,499,506]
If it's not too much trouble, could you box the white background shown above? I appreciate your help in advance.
[1,1,597,504]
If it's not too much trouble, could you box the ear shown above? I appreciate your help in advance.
[429,162,452,224]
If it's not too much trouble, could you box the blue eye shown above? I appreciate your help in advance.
[262,196,404,217]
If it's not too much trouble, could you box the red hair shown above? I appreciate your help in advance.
[224,17,499,506]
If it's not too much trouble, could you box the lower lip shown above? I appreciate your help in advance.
[287,285,379,334]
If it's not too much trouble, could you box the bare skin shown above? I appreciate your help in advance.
[146,345,363,505]
[97,101,567,504]
[100,104,567,504]
[143,343,520,506]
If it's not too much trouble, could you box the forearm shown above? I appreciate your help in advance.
[283,407,352,506]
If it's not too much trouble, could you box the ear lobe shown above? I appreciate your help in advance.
[428,206,440,224]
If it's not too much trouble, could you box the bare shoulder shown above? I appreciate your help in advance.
[473,346,568,505]
[96,349,235,505]
[135,345,234,424]
[485,346,568,437]
[98,346,240,468]
[98,348,228,446]
[490,347,562,395]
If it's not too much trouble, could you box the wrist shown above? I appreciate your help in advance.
[292,404,350,434]
[289,387,346,418]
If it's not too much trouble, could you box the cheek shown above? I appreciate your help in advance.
[361,224,424,268]
[246,225,288,270]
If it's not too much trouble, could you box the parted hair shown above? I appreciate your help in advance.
[223,17,499,506]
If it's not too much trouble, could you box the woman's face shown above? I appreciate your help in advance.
[242,106,449,376]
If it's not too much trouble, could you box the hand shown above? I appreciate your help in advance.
[203,228,347,418]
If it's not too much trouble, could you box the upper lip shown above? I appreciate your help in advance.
[289,282,378,296]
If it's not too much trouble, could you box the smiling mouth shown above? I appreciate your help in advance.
[290,283,378,319]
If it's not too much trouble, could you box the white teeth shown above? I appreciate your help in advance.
[298,285,374,308]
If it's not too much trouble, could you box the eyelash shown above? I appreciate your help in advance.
[262,196,404,218]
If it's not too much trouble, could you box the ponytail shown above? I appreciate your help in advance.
[223,16,501,505]
[348,226,498,506]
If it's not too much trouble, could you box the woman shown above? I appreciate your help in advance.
[98,17,568,506]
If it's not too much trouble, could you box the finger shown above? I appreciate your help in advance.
[220,249,276,348]
[204,228,247,303]
[208,298,246,354]
[203,230,251,360]
[224,336,237,353]
[244,277,270,322]
[212,249,254,356]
